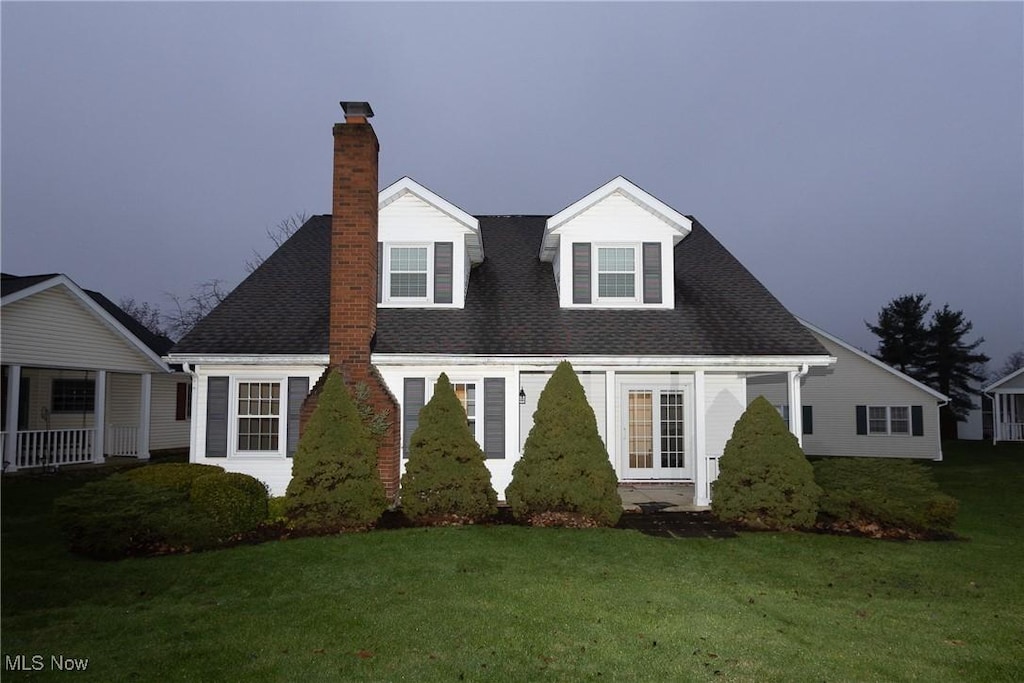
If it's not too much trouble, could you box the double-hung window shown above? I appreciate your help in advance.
[389,245,429,299]
[237,381,281,452]
[452,381,481,444]
[596,246,637,300]
[868,406,910,436]
[52,379,95,413]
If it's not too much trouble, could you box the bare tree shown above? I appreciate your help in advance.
[244,211,309,273]
[165,279,228,341]
[998,348,1024,378]
[119,297,169,338]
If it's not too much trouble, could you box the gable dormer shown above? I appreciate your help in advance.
[540,177,691,309]
[377,177,482,308]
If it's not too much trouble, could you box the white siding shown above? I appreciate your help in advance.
[996,371,1024,391]
[18,368,96,430]
[150,373,190,451]
[1,286,158,373]
[518,371,607,453]
[704,374,746,460]
[551,191,676,309]
[748,332,943,459]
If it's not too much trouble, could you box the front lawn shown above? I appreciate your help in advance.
[2,442,1022,681]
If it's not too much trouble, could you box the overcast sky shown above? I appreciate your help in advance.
[2,2,1022,371]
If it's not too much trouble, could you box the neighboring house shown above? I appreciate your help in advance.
[168,101,837,506]
[985,367,1024,443]
[1,273,191,471]
[747,320,947,461]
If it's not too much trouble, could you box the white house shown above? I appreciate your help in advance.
[985,367,1024,443]
[1,273,191,471]
[748,320,947,460]
[167,101,842,506]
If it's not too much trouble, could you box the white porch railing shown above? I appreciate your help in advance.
[8,429,95,469]
[106,424,139,457]
[999,423,1024,442]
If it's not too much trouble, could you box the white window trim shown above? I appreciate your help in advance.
[867,405,911,436]
[384,242,432,303]
[593,243,641,305]
[433,377,484,447]
[231,377,286,457]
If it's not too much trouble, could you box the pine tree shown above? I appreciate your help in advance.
[284,369,386,532]
[505,361,621,526]
[921,304,989,435]
[866,293,930,380]
[711,396,821,530]
[400,373,497,524]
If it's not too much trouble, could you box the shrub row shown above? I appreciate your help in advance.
[55,464,268,559]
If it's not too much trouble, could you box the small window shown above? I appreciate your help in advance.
[867,405,910,436]
[389,246,428,298]
[597,247,636,299]
[52,379,95,413]
[868,406,888,434]
[237,382,281,451]
[889,406,910,435]
[452,382,479,441]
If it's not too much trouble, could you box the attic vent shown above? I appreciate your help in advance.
[340,101,374,122]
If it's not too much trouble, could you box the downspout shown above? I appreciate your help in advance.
[936,397,949,461]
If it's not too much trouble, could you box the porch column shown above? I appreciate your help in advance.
[93,370,106,464]
[694,370,710,506]
[605,370,616,477]
[137,373,152,460]
[993,393,1002,444]
[787,370,803,447]
[4,365,21,472]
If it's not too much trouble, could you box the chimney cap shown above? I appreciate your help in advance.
[340,101,374,120]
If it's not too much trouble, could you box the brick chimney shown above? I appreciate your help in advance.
[304,101,401,499]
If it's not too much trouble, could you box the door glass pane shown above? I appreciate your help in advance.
[628,390,653,468]
[660,392,685,468]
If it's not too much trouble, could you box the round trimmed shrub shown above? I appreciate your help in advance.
[712,396,821,530]
[285,368,387,532]
[400,373,498,524]
[505,361,621,526]
[123,463,225,493]
[190,472,270,540]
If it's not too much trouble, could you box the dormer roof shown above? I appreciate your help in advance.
[540,176,692,261]
[379,176,484,264]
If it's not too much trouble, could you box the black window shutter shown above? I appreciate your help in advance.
[286,377,310,457]
[434,242,454,304]
[403,378,425,458]
[377,242,383,303]
[802,405,813,435]
[206,376,229,457]
[572,242,591,304]
[855,405,867,436]
[176,382,188,421]
[911,405,924,436]
[642,242,662,304]
[483,378,505,459]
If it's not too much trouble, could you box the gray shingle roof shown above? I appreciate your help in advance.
[171,215,826,358]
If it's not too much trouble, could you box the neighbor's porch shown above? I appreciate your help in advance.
[992,391,1024,442]
[1,365,155,472]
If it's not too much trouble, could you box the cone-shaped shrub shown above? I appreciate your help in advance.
[285,368,386,532]
[506,361,621,526]
[400,373,498,524]
[711,396,821,530]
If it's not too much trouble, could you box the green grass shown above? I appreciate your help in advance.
[3,442,1023,681]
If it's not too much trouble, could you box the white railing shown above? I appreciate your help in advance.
[106,424,139,457]
[13,429,94,469]
[1000,423,1024,442]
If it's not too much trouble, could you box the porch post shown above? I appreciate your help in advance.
[605,370,616,478]
[787,370,803,447]
[93,370,106,464]
[4,365,21,472]
[137,373,152,460]
[694,370,709,506]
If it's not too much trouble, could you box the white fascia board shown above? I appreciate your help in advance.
[540,176,692,260]
[372,353,834,370]
[985,366,1024,393]
[379,176,483,262]
[3,274,170,373]
[164,354,330,366]
[798,317,949,402]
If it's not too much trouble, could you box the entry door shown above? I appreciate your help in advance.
[622,387,690,480]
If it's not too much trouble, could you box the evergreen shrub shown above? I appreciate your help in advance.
[400,373,497,524]
[284,368,387,532]
[123,462,225,492]
[813,457,958,536]
[506,361,621,526]
[711,396,821,530]
[190,472,270,540]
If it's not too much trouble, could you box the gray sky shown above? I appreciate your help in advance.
[3,2,1022,371]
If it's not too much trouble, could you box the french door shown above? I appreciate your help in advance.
[621,386,691,480]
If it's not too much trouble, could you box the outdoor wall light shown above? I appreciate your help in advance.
[519,388,526,405]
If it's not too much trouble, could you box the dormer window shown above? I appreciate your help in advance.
[597,246,638,301]
[388,245,429,299]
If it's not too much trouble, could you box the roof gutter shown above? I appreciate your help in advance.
[372,353,836,369]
